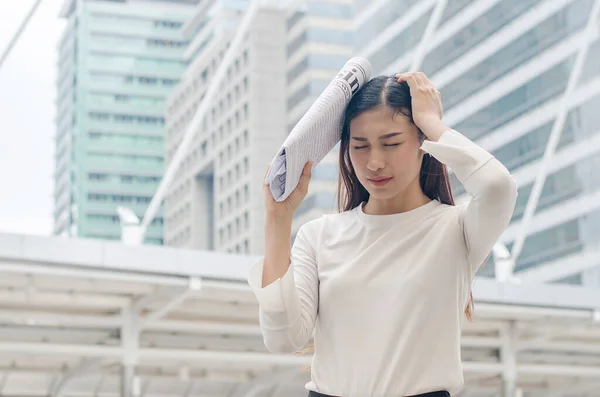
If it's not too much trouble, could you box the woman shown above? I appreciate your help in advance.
[248,72,517,397]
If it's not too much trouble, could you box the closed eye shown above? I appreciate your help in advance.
[352,145,368,150]
[384,143,401,147]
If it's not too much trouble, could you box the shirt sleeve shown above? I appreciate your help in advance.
[246,220,320,354]
[420,129,518,273]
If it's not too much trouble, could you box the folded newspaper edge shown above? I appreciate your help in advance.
[265,57,372,202]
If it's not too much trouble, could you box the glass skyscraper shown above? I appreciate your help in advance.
[54,0,198,244]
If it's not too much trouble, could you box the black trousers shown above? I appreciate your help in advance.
[308,391,450,397]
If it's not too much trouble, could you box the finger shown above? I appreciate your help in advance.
[297,162,313,192]
[301,161,313,181]
[417,72,441,94]
[415,72,429,87]
[395,72,409,84]
[396,73,421,90]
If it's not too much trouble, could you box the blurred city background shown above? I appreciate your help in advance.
[0,0,599,396]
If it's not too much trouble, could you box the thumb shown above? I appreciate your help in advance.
[298,162,313,192]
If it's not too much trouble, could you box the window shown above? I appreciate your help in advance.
[154,20,183,29]
[423,0,547,76]
[307,3,353,19]
[287,10,305,30]
[288,84,310,110]
[287,31,307,57]
[89,112,109,121]
[369,12,429,73]
[454,58,573,139]
[307,28,353,46]
[511,219,583,272]
[88,173,108,181]
[439,0,593,110]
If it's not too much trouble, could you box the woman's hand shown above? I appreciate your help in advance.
[396,72,447,142]
[263,161,313,220]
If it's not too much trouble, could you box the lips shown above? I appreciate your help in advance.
[367,177,392,186]
[368,177,392,182]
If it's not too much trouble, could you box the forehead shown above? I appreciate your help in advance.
[349,107,413,136]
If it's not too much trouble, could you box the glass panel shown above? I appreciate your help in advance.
[440,0,593,109]
[513,219,584,272]
[440,0,471,22]
[422,0,544,75]
[307,3,353,19]
[454,57,573,140]
[369,11,430,74]
[356,0,415,50]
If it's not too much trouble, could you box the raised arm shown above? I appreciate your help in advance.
[396,72,517,272]
[421,130,517,270]
[247,162,319,353]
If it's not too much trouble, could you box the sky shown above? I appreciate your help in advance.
[0,0,65,235]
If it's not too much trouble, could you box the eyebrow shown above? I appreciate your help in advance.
[351,132,404,141]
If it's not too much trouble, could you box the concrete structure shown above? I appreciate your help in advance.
[1,231,600,397]
[163,1,288,254]
[54,0,199,245]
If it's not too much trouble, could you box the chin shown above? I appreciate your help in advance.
[363,184,401,200]
[367,190,399,200]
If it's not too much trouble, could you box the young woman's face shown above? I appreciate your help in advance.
[348,107,424,200]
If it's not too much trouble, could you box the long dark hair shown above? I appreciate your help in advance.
[337,75,474,320]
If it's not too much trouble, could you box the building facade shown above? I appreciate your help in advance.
[163,1,288,254]
[54,0,198,244]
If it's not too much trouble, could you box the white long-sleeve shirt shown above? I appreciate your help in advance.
[247,130,518,397]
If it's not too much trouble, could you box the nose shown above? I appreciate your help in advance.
[367,149,385,172]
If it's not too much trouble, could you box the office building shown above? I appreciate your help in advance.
[54,0,199,244]
[163,1,288,254]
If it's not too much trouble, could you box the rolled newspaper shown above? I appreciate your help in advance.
[265,57,372,202]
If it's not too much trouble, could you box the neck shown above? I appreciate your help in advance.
[363,179,431,216]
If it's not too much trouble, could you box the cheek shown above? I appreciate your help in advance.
[390,146,422,171]
[349,150,365,172]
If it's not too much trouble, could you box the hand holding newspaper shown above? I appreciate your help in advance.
[265,57,372,202]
